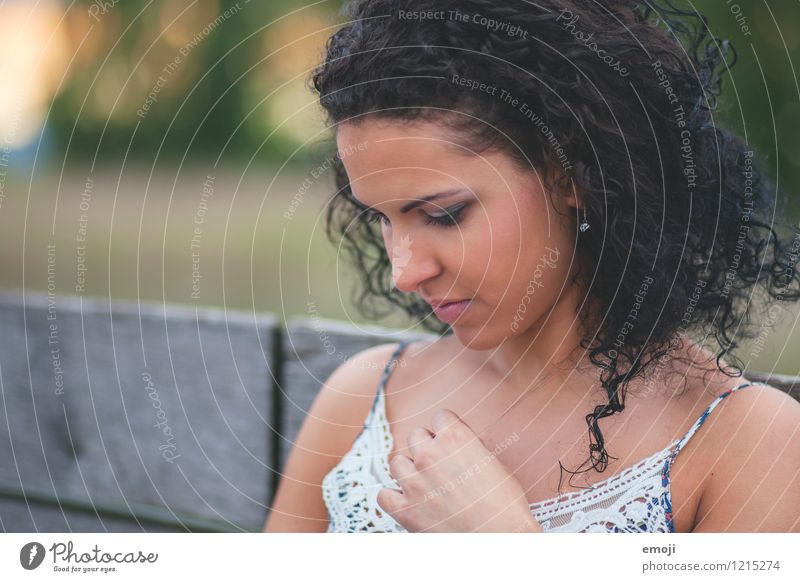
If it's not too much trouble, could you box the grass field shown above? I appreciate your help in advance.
[1,162,798,376]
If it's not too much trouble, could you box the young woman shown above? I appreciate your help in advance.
[265,0,800,533]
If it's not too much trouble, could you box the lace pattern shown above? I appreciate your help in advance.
[321,341,762,533]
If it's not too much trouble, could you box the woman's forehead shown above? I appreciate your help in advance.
[336,119,524,187]
[336,118,464,161]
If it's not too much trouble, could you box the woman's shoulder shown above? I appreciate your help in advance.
[689,380,800,531]
[309,341,416,429]
[668,342,800,531]
[334,341,413,394]
[656,340,786,438]
[691,372,800,445]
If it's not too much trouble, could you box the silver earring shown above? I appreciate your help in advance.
[579,207,590,232]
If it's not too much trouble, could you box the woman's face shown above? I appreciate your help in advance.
[336,117,581,350]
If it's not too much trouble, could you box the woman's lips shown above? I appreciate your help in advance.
[432,299,472,324]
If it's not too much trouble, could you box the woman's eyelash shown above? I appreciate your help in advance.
[424,204,467,227]
[364,205,467,228]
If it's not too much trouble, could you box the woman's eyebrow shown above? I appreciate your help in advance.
[352,188,468,213]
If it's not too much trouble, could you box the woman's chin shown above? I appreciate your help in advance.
[450,325,506,351]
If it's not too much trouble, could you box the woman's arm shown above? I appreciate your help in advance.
[263,343,406,532]
[691,385,800,532]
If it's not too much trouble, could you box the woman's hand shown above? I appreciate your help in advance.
[376,409,544,532]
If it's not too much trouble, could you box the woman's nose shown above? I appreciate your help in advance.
[389,233,441,292]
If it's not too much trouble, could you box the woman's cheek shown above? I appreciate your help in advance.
[464,212,525,303]
[495,229,562,326]
[462,218,502,282]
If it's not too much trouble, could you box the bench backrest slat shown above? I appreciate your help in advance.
[1,291,797,531]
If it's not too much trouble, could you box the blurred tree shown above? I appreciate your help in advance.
[45,0,797,216]
[49,0,342,166]
[698,1,800,216]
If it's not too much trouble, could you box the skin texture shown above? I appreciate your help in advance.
[337,117,587,376]
[334,117,800,533]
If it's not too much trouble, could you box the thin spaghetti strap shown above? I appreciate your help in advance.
[660,379,761,532]
[670,380,758,459]
[369,341,409,416]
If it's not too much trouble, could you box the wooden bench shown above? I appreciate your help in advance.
[0,291,797,532]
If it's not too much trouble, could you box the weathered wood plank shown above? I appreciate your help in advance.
[278,317,435,467]
[0,291,277,532]
[1,290,796,533]
[276,320,800,471]
[745,370,799,400]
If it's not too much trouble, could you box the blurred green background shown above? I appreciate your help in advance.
[0,0,798,374]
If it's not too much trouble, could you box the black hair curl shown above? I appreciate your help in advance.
[311,0,800,487]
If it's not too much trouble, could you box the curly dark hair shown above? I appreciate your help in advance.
[311,0,800,485]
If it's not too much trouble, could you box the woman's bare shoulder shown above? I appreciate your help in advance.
[690,381,800,531]
[263,341,412,532]
[330,341,414,401]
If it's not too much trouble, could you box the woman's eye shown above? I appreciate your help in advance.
[424,204,467,228]
[363,204,468,228]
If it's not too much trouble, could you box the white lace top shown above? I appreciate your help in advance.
[322,341,763,533]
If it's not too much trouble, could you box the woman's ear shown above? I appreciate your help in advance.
[544,164,581,212]
[564,177,580,210]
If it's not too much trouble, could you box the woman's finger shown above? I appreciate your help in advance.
[376,486,406,519]
[431,408,469,437]
[406,426,434,461]
[388,452,416,485]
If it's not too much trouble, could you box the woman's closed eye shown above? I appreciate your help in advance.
[364,203,468,228]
